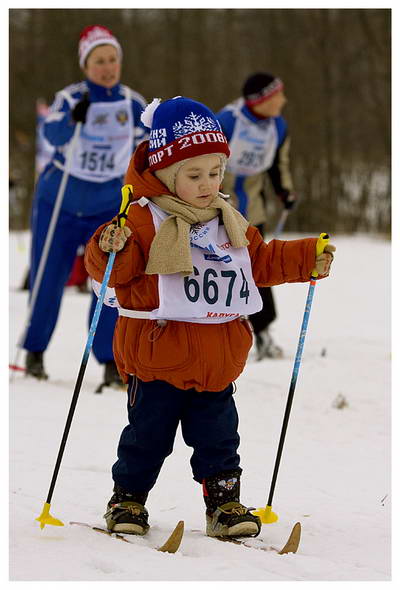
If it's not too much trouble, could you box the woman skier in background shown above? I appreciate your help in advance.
[23,25,148,389]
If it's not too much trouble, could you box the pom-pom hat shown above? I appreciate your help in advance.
[141,96,230,171]
[79,25,122,68]
[243,72,284,106]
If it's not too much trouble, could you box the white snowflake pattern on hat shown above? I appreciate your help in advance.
[172,112,220,139]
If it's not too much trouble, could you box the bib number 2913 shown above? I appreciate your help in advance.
[184,266,249,306]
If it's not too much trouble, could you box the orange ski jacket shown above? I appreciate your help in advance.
[85,141,318,392]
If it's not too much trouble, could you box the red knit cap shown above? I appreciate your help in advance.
[78,25,122,67]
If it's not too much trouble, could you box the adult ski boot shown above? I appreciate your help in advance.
[104,484,149,535]
[95,360,124,393]
[255,330,283,360]
[25,351,48,380]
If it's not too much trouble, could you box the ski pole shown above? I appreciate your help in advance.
[253,233,330,524]
[35,185,134,530]
[273,209,289,238]
[11,122,82,379]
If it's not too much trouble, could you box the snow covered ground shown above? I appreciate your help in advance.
[8,231,391,582]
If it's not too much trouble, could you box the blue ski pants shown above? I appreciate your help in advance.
[23,197,118,363]
[112,377,242,494]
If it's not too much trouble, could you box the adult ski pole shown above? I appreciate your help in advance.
[273,209,289,238]
[35,185,133,530]
[273,194,297,238]
[253,233,330,524]
[10,122,82,379]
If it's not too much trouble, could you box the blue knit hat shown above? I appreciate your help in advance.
[141,96,230,171]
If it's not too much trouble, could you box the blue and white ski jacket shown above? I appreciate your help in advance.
[37,78,148,216]
[217,98,293,218]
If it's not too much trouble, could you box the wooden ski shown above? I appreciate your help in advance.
[69,520,184,553]
[213,521,301,554]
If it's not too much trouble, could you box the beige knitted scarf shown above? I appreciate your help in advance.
[145,194,249,276]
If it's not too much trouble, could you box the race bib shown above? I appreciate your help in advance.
[149,203,262,323]
[92,201,263,324]
[70,97,133,182]
[225,102,278,176]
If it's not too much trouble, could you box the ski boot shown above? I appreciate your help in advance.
[104,484,149,535]
[206,502,262,537]
[95,360,124,393]
[203,470,261,538]
[25,351,48,380]
[255,330,283,360]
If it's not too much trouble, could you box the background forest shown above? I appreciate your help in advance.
[9,8,391,234]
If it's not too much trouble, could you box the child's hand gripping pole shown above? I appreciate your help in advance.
[35,185,134,530]
[253,233,330,525]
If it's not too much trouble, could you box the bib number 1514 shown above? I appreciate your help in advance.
[80,151,115,172]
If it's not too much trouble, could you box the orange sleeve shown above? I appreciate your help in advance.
[247,226,317,286]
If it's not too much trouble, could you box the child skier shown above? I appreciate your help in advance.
[84,96,335,538]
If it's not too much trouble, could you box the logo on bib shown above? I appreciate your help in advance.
[116,109,129,125]
[207,312,240,319]
[93,113,109,126]
[203,244,232,263]
[191,241,232,263]
[190,223,210,241]
[238,127,266,145]
[217,241,232,251]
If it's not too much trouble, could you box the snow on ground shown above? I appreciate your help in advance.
[8,231,391,582]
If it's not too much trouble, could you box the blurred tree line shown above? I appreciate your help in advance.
[9,8,390,234]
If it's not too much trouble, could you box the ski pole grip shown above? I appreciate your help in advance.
[117,184,134,228]
[311,233,330,278]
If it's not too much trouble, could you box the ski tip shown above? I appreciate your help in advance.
[157,520,184,554]
[278,522,301,555]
